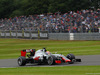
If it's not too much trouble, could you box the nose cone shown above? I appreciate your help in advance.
[65,59,71,62]
[61,57,71,62]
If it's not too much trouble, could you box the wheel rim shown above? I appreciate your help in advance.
[48,57,53,65]
[18,58,22,65]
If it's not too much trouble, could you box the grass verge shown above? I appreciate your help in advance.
[0,38,100,59]
[0,66,100,75]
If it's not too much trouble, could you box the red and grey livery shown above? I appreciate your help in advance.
[18,48,81,66]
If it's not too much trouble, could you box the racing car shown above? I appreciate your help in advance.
[17,48,81,66]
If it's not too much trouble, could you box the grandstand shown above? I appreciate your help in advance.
[0,9,100,33]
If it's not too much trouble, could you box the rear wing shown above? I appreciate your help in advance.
[21,49,35,57]
[21,50,26,57]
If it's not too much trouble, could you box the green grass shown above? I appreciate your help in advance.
[0,38,100,59]
[0,38,100,75]
[0,66,100,75]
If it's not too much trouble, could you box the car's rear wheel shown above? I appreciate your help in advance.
[18,56,26,66]
[47,56,55,65]
[66,54,75,64]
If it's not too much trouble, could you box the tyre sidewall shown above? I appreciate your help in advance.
[47,55,56,65]
[47,56,53,65]
[18,56,26,66]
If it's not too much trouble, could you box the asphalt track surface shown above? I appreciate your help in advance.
[0,55,100,68]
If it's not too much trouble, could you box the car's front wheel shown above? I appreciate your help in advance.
[66,54,75,64]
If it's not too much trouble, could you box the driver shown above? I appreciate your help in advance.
[46,51,51,55]
[42,48,47,52]
[42,48,51,55]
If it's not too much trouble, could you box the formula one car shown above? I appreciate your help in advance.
[17,48,81,66]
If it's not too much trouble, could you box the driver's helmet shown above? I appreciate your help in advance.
[42,48,47,52]
[46,51,51,55]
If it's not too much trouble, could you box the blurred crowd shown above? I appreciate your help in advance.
[0,9,100,33]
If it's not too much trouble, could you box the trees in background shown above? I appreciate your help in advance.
[0,0,14,18]
[0,0,99,18]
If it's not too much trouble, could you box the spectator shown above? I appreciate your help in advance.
[0,9,100,33]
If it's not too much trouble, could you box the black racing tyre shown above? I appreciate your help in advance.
[18,56,26,66]
[47,55,56,65]
[66,54,75,64]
